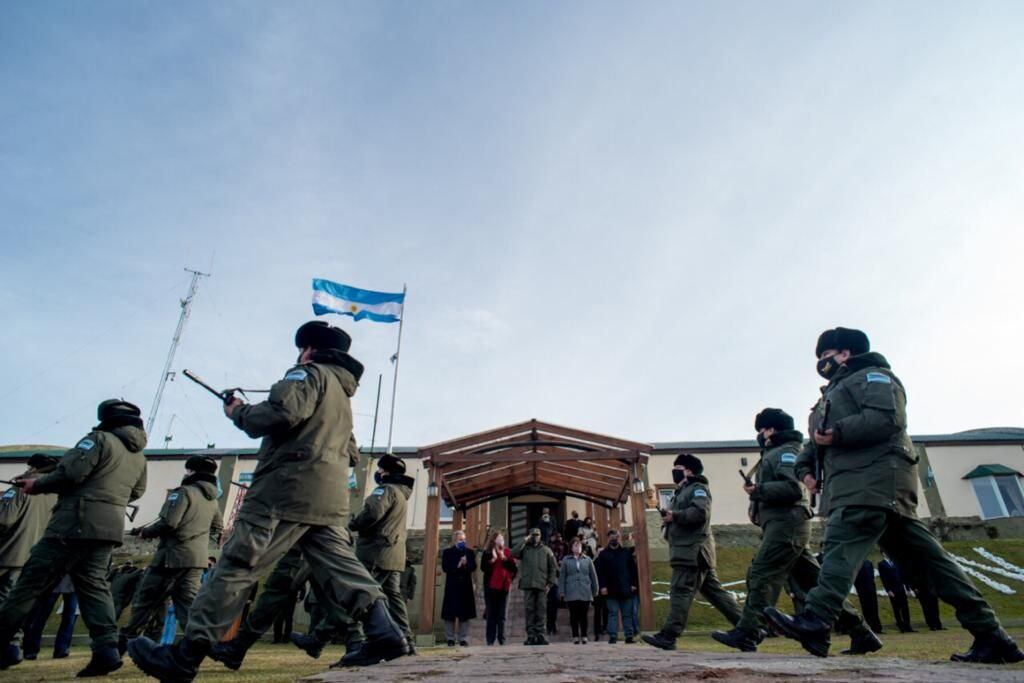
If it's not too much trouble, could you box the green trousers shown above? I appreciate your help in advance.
[237,546,363,648]
[0,537,118,651]
[807,506,1000,635]
[186,518,383,646]
[661,562,742,638]
[371,568,411,640]
[736,517,868,635]
[523,588,546,639]
[121,566,202,638]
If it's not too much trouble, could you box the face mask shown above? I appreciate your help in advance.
[456,541,466,550]
[542,514,549,521]
[609,540,620,548]
[531,535,540,545]
[374,471,383,485]
[672,469,686,484]
[756,433,767,448]
[817,355,840,380]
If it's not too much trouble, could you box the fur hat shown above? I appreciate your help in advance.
[377,453,407,475]
[754,408,795,432]
[97,399,142,423]
[295,321,352,352]
[185,455,218,474]
[27,453,59,472]
[815,327,870,357]
[673,453,704,475]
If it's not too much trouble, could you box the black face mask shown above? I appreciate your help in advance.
[672,469,686,485]
[373,471,383,485]
[608,540,620,548]
[756,433,768,448]
[817,356,840,380]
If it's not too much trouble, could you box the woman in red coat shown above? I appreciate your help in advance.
[480,530,517,646]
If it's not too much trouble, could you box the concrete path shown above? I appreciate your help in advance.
[304,642,1023,682]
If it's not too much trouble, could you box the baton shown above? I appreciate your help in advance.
[126,504,140,522]
[0,479,15,486]
[230,481,250,489]
[810,399,831,508]
[738,469,753,486]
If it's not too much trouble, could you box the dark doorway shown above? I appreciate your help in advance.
[508,496,565,547]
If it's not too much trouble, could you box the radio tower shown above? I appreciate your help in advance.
[146,268,209,435]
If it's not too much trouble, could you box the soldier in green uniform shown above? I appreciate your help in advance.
[766,327,1024,664]
[0,399,148,676]
[118,455,223,653]
[643,454,742,651]
[0,454,59,665]
[712,409,880,654]
[513,527,557,645]
[209,438,365,671]
[129,321,406,681]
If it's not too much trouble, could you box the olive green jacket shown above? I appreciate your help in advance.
[0,486,57,567]
[664,475,716,567]
[748,431,812,527]
[512,539,557,590]
[146,479,223,569]
[795,352,919,517]
[232,355,359,526]
[349,475,412,572]
[32,426,148,543]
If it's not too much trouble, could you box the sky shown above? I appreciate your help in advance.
[2,2,1022,451]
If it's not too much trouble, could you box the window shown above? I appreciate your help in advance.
[971,476,1024,520]
[657,488,674,510]
[440,499,454,523]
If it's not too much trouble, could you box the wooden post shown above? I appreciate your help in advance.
[630,489,655,631]
[610,504,621,531]
[418,477,441,638]
[452,507,464,532]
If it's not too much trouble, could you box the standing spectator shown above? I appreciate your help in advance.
[622,533,641,639]
[853,560,883,633]
[441,531,476,646]
[272,583,303,643]
[558,537,598,644]
[580,518,597,556]
[512,528,557,646]
[877,556,914,633]
[594,530,639,644]
[592,544,608,639]
[546,532,566,636]
[22,575,78,660]
[538,508,558,545]
[564,511,582,542]
[480,531,516,646]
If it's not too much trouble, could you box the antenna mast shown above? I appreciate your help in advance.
[146,268,209,435]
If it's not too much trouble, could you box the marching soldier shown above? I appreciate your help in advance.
[129,321,406,681]
[0,454,59,664]
[118,455,223,652]
[513,528,557,646]
[766,327,1023,663]
[0,399,148,676]
[347,453,416,654]
[712,408,880,654]
[643,454,741,651]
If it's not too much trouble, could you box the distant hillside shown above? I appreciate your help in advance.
[0,444,66,452]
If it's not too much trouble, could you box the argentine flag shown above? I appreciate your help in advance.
[312,279,404,323]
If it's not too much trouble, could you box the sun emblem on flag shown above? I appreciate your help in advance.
[350,304,359,313]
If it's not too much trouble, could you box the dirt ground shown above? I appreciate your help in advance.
[307,642,1024,683]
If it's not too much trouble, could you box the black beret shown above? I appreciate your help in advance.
[295,321,352,352]
[28,453,60,471]
[185,455,218,474]
[754,408,795,432]
[378,453,407,475]
[673,453,703,474]
[97,399,142,423]
[815,327,870,357]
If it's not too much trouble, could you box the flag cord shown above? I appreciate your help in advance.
[385,284,407,455]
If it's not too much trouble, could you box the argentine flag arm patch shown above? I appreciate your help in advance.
[780,453,797,465]
[76,438,96,451]
[372,487,385,496]
[866,372,891,384]
[693,488,708,498]
[284,369,308,382]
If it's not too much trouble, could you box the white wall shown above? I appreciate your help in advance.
[925,444,1024,518]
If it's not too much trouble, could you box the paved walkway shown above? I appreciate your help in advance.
[305,644,1024,683]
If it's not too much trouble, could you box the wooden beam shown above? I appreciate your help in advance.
[418,482,441,638]
[419,420,538,458]
[610,504,621,531]
[630,489,655,631]
[432,447,638,465]
[536,461,628,485]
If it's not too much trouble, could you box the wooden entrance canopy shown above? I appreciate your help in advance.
[416,419,656,638]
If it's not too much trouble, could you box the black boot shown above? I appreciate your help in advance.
[951,629,1024,664]
[1,643,23,670]
[763,608,831,658]
[405,636,418,655]
[338,599,407,667]
[117,633,129,656]
[208,634,256,671]
[641,631,677,651]
[289,631,325,659]
[75,646,122,678]
[128,636,207,682]
[711,627,760,652]
[841,628,883,655]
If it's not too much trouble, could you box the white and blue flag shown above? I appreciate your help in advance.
[312,279,405,323]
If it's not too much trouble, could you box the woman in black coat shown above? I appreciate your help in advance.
[441,530,477,645]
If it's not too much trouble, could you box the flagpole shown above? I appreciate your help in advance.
[385,284,407,455]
